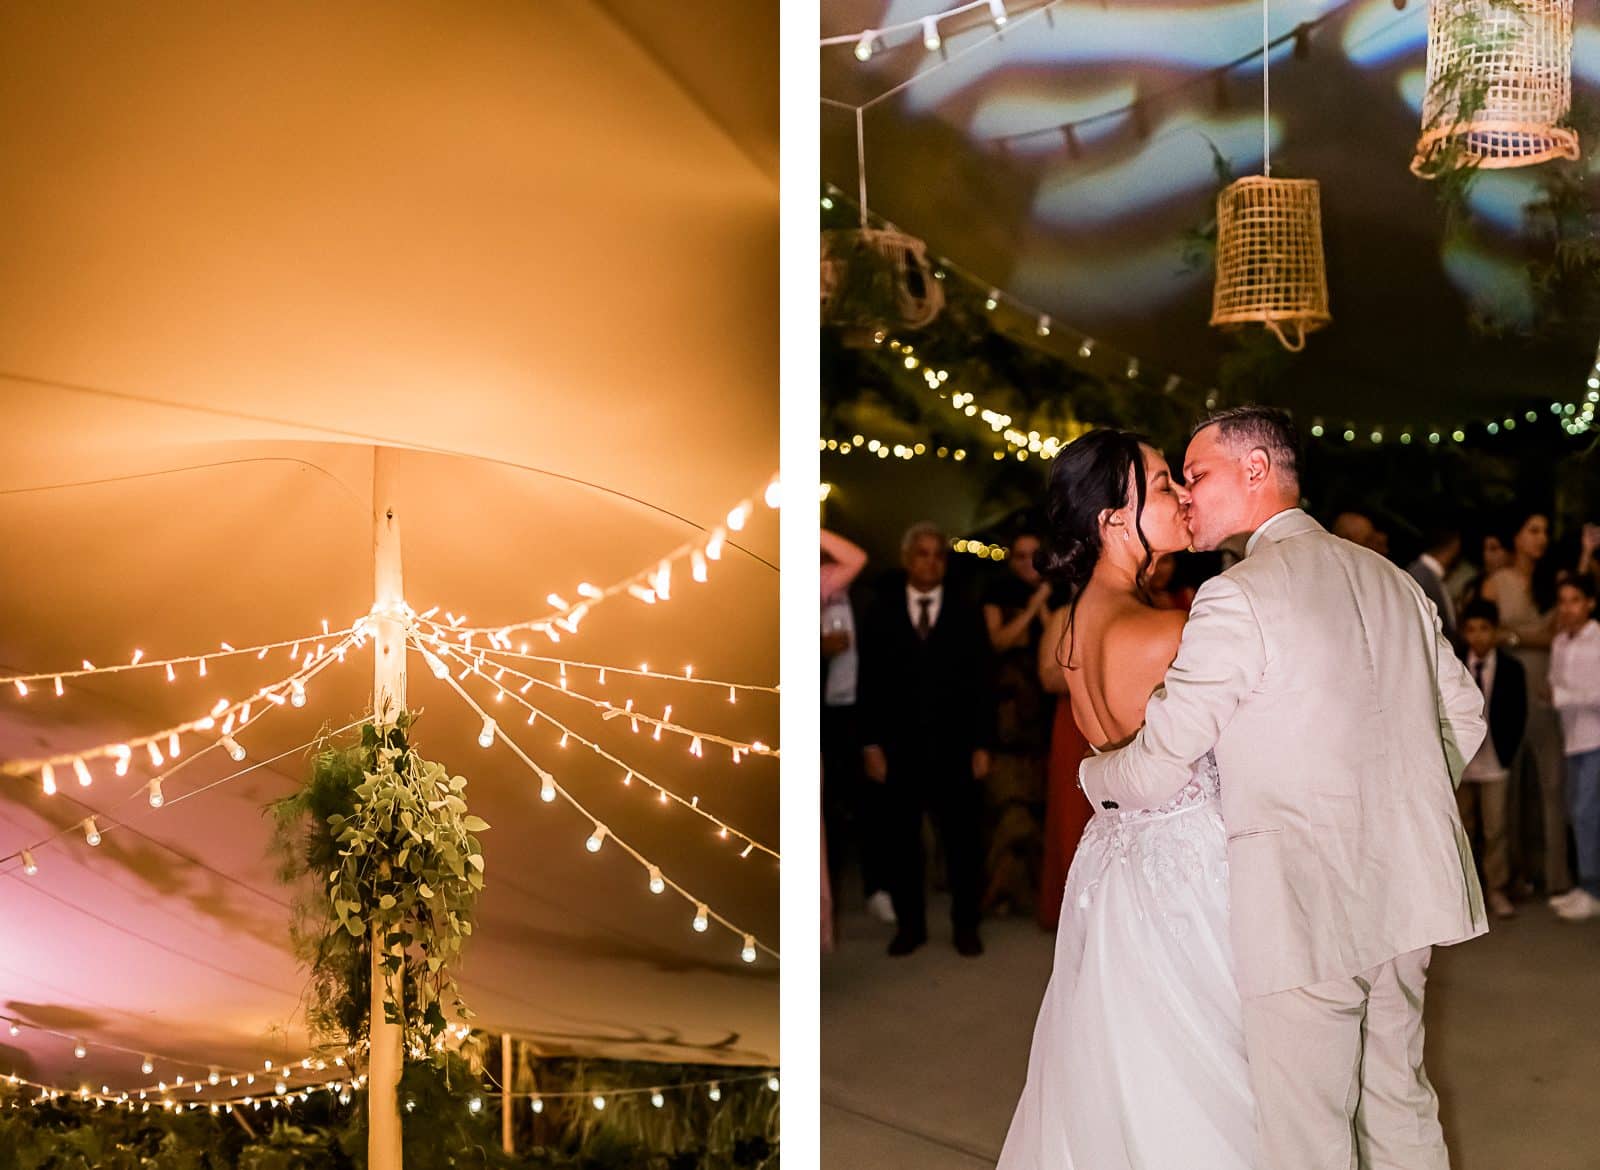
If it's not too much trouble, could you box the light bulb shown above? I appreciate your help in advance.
[742,936,757,964]
[20,850,36,876]
[467,1096,482,1114]
[12,679,26,697]
[988,0,1008,26]
[423,650,449,679]
[265,1061,273,1071]
[222,736,246,762]
[478,717,496,749]
[592,1095,606,1111]
[208,1070,219,1086]
[540,776,556,803]
[147,741,164,767]
[74,1043,87,1059]
[708,1083,722,1102]
[693,904,709,933]
[6,1024,17,1037]
[275,1081,287,1096]
[148,779,164,809]
[692,550,708,583]
[922,16,941,50]
[531,1097,544,1114]
[651,1090,665,1108]
[73,758,92,787]
[40,764,56,796]
[84,818,101,847]
[585,825,608,853]
[768,1076,780,1092]
[854,30,874,60]
[648,867,665,894]
[290,682,306,708]
[1037,315,1051,336]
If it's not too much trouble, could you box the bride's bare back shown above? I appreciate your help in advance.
[1042,584,1186,751]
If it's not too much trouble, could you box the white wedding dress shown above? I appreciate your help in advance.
[996,751,1256,1169]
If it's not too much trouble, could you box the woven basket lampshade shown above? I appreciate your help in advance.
[820,226,944,331]
[1411,0,1578,175]
[1210,175,1331,352]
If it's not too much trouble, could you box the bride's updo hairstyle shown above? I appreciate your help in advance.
[1038,428,1155,668]
[1038,428,1156,594]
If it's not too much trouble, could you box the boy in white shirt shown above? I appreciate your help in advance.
[1549,576,1600,921]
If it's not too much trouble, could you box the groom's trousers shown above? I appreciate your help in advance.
[1240,946,1447,1170]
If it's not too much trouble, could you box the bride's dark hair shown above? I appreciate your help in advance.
[1037,428,1157,668]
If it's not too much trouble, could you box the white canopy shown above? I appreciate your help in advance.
[0,0,779,1098]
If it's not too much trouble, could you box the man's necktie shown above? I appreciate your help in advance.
[1473,659,1486,695]
[916,596,933,640]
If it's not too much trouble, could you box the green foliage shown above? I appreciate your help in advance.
[821,230,907,329]
[269,714,487,1056]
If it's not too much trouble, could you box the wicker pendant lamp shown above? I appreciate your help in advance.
[821,108,944,335]
[1411,0,1578,176]
[1210,0,1331,351]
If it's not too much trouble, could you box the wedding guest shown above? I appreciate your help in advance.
[1483,511,1571,896]
[1146,553,1191,610]
[1331,510,1377,548]
[1035,603,1093,930]
[858,522,995,957]
[1574,522,1600,591]
[1409,524,1462,649]
[1458,600,1525,919]
[1457,531,1513,614]
[821,528,869,953]
[1550,576,1600,922]
[980,531,1055,917]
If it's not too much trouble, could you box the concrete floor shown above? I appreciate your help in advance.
[822,894,1600,1169]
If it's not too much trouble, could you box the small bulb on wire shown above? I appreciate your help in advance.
[83,818,101,847]
[148,779,165,809]
[531,1097,544,1114]
[222,736,246,762]
[478,717,496,749]
[147,742,164,767]
[141,1057,154,1075]
[21,850,37,876]
[53,676,63,697]
[708,1082,722,1102]
[854,29,875,60]
[167,732,180,759]
[742,936,757,963]
[74,1042,87,1059]
[290,681,306,708]
[648,866,665,894]
[922,16,941,50]
[693,904,709,933]
[592,1095,606,1111]
[41,763,56,796]
[72,758,92,787]
[651,1090,665,1108]
[585,825,608,853]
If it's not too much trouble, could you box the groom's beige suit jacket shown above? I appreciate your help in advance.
[1080,508,1489,998]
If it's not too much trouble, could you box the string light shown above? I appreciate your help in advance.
[585,825,609,853]
[83,819,101,847]
[477,716,496,749]
[148,778,165,808]
[426,658,776,961]
[434,647,777,862]
[0,622,358,692]
[21,850,37,876]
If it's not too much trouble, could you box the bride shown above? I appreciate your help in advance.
[997,429,1255,1169]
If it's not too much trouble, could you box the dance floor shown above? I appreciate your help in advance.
[822,890,1600,1169]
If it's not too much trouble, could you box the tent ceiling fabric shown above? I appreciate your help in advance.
[0,0,777,1093]
[822,0,1599,425]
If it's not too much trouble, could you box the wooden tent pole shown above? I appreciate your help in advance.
[501,1033,514,1153]
[370,445,406,1170]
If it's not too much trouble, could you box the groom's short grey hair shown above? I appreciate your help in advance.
[901,520,947,554]
[1192,405,1302,491]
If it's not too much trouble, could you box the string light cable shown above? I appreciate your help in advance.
[423,641,777,863]
[416,635,778,761]
[421,657,777,964]
[1,631,362,795]
[0,619,360,694]
[431,476,778,649]
[407,641,777,698]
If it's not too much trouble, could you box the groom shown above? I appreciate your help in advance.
[1080,406,1487,1170]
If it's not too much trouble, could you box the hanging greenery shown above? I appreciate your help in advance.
[269,713,487,1058]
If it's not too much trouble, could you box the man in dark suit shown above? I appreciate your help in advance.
[1408,523,1463,651]
[858,521,995,957]
[1459,598,1527,918]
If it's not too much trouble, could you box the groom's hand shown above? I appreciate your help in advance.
[972,749,991,780]
[863,744,888,783]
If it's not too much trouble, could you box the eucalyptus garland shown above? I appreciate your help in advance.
[271,713,487,1057]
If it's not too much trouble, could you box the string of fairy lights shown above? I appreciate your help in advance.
[1,479,780,1101]
[422,641,776,965]
[438,650,777,862]
[439,476,779,648]
[3,1063,779,1118]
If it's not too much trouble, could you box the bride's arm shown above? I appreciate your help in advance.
[1079,575,1266,810]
